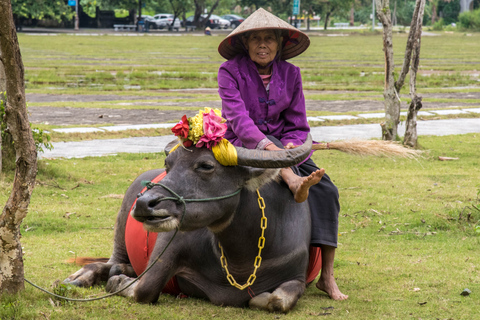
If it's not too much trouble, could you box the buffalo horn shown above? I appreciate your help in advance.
[164,139,179,156]
[235,134,312,168]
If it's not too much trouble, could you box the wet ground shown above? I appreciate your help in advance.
[26,91,480,126]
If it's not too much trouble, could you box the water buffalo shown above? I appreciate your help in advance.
[64,135,317,313]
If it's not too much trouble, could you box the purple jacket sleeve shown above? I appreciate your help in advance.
[279,67,310,146]
[218,66,267,149]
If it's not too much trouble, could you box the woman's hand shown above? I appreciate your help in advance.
[284,142,298,149]
[265,143,284,151]
[265,142,298,151]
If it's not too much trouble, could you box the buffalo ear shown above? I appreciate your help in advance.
[244,168,281,191]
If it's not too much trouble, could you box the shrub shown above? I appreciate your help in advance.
[0,92,53,171]
[432,18,445,30]
[458,8,480,30]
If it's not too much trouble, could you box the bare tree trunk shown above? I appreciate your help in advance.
[193,0,204,28]
[404,0,426,147]
[324,7,333,30]
[375,0,400,140]
[0,49,5,172]
[0,0,38,295]
[206,0,220,20]
[350,4,355,26]
[431,0,438,24]
[392,0,397,26]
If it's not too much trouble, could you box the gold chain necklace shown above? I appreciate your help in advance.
[218,189,267,290]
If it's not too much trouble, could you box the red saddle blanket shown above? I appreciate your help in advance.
[125,171,322,296]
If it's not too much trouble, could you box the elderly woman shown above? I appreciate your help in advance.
[217,8,348,301]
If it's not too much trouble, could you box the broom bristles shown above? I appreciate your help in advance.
[312,139,423,159]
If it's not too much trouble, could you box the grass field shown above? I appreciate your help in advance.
[19,31,480,94]
[1,133,479,319]
[0,30,479,319]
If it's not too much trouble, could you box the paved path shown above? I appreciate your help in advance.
[39,117,480,159]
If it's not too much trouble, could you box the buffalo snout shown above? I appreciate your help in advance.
[132,192,162,222]
[132,191,179,232]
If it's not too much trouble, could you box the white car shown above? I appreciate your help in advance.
[209,14,230,29]
[151,13,181,31]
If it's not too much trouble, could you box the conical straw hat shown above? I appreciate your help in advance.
[218,8,310,60]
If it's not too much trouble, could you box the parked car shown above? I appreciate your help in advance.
[139,15,155,30]
[209,14,230,29]
[151,13,181,31]
[220,14,244,29]
[183,15,220,29]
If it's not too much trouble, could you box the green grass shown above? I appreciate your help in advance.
[18,32,480,96]
[2,29,479,319]
[1,133,479,319]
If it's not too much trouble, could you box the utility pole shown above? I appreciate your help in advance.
[372,0,375,31]
[69,0,80,30]
[75,0,79,30]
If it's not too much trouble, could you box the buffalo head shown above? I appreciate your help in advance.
[132,134,312,233]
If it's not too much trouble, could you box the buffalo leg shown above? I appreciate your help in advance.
[105,274,137,298]
[249,280,305,313]
[63,262,113,287]
[106,233,179,303]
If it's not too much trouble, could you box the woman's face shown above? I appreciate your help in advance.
[244,30,280,67]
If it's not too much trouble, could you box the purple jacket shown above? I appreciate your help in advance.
[218,54,310,149]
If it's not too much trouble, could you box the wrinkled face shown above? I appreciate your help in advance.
[244,30,280,67]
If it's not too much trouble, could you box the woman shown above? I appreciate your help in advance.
[217,8,348,301]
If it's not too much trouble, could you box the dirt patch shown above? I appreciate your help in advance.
[28,106,198,126]
[26,91,480,126]
[26,93,192,103]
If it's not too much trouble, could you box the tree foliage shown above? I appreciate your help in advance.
[458,7,480,29]
[310,0,355,29]
[11,0,74,21]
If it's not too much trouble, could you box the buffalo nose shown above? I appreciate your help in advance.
[133,193,161,218]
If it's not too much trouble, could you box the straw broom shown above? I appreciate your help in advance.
[312,139,423,159]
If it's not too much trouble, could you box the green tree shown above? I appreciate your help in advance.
[239,0,295,19]
[310,0,354,29]
[11,0,74,22]
[436,0,460,25]
[167,0,191,29]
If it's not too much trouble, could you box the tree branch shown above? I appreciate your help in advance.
[395,0,424,92]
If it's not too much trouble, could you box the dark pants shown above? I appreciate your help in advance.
[268,136,340,247]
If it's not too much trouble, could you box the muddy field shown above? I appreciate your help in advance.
[26,91,480,126]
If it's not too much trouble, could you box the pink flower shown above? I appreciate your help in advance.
[196,109,227,149]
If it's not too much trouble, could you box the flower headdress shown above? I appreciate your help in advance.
[170,108,238,166]
[171,108,226,149]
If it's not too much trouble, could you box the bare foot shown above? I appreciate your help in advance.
[316,277,348,301]
[291,168,325,203]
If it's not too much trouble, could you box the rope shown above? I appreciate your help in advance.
[25,181,242,302]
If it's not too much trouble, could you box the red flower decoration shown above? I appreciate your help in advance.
[171,115,189,139]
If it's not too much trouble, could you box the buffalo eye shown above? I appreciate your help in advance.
[194,161,215,173]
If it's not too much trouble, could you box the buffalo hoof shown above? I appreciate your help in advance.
[105,274,136,297]
[63,263,110,287]
[249,281,303,313]
[109,263,136,278]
